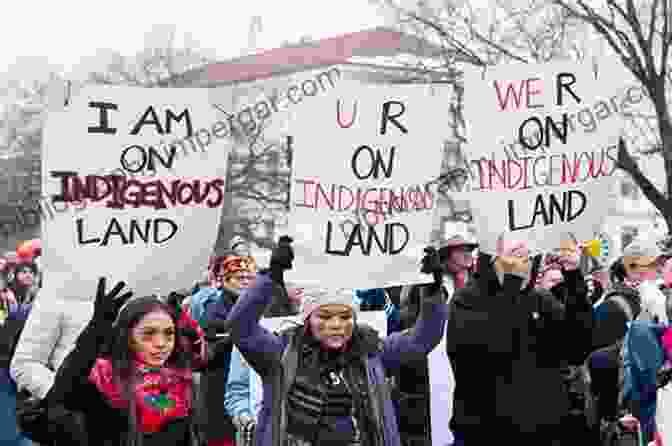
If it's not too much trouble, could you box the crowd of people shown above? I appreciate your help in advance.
[1,231,672,446]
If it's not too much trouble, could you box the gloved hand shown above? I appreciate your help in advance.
[86,277,133,342]
[269,235,294,284]
[420,246,443,286]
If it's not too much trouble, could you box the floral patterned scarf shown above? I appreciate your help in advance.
[89,358,193,433]
[88,310,207,434]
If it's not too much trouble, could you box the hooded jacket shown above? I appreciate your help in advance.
[225,272,447,446]
[445,255,593,435]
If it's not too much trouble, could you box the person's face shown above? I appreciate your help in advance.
[16,269,34,287]
[220,256,257,290]
[623,255,658,276]
[129,310,175,368]
[308,304,354,350]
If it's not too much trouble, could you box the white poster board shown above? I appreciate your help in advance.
[287,81,449,290]
[463,62,621,254]
[41,85,230,298]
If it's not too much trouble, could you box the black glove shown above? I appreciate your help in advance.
[88,277,133,339]
[420,246,443,286]
[269,235,294,283]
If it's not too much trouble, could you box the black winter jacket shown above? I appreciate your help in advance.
[445,257,593,435]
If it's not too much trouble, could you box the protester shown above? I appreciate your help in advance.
[39,278,209,446]
[190,254,234,326]
[445,234,593,445]
[589,235,668,444]
[0,290,33,446]
[195,247,258,446]
[224,236,447,446]
[9,261,39,306]
[391,234,477,446]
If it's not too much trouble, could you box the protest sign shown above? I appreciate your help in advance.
[286,81,449,290]
[260,310,387,337]
[41,85,230,298]
[462,62,621,254]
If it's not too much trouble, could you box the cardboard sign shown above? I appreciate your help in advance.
[462,62,621,254]
[41,85,230,298]
[286,81,449,289]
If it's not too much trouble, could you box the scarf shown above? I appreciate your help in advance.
[89,358,192,434]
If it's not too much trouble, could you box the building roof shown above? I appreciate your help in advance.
[182,27,466,87]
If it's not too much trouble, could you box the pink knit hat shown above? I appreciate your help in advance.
[300,287,358,321]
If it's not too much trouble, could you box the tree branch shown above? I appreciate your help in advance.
[617,137,668,211]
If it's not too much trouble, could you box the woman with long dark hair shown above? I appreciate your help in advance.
[42,278,208,446]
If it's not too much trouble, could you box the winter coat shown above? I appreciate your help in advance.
[225,272,448,446]
[622,321,666,444]
[445,258,593,436]
[225,345,263,421]
[11,295,93,399]
[0,302,32,369]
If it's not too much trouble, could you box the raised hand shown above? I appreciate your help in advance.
[90,277,133,332]
[269,236,294,284]
[556,239,580,271]
[270,236,294,270]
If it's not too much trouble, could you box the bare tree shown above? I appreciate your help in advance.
[550,0,672,231]
[374,0,672,233]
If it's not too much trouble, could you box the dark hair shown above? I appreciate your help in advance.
[106,296,193,446]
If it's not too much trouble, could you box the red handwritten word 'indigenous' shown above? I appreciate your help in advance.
[294,178,434,226]
[493,78,544,111]
[49,172,225,210]
[473,146,618,191]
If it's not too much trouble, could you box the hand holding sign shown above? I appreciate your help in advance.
[420,246,443,286]
[556,238,580,271]
[496,237,531,275]
[269,236,294,285]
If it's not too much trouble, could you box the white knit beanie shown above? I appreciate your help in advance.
[300,286,358,321]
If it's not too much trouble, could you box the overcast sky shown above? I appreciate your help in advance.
[0,0,390,81]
